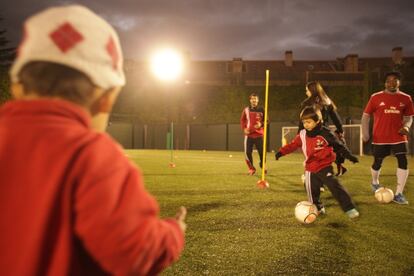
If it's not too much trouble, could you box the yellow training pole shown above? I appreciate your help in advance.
[261,70,270,181]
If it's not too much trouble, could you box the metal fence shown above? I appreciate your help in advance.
[107,122,285,152]
[106,122,414,155]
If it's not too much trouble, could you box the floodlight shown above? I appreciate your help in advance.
[150,48,183,81]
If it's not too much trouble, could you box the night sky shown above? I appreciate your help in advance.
[1,0,414,61]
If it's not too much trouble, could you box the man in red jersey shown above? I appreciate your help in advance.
[0,5,186,276]
[240,93,265,175]
[362,71,414,204]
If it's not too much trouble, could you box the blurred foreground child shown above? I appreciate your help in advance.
[0,5,186,275]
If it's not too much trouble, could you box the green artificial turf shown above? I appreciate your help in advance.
[125,149,414,275]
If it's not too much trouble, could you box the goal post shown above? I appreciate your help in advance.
[281,124,363,156]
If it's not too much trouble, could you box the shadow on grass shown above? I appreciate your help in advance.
[326,222,348,228]
[403,266,414,275]
[259,224,352,275]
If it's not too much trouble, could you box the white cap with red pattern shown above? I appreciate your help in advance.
[10,5,125,89]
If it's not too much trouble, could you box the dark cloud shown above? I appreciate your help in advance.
[306,11,414,58]
[1,0,414,60]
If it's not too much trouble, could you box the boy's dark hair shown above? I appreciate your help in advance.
[249,93,258,99]
[18,61,96,107]
[300,106,321,122]
[384,71,402,81]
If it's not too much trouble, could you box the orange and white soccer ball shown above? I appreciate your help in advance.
[295,201,318,224]
[374,187,394,203]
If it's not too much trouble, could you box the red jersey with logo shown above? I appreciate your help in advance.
[364,91,414,144]
[240,106,264,138]
[279,126,354,172]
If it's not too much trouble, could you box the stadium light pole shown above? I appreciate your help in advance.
[150,48,184,167]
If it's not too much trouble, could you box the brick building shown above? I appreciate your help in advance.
[124,46,414,88]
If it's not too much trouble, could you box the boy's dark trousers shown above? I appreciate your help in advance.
[245,136,264,168]
[304,166,355,212]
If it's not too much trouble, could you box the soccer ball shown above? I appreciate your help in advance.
[295,201,318,224]
[374,187,394,203]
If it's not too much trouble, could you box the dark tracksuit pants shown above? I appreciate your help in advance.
[304,165,355,212]
[335,137,346,166]
[244,136,264,169]
[335,154,345,165]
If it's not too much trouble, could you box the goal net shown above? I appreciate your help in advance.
[281,124,363,156]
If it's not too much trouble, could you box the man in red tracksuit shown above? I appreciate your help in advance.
[0,5,186,276]
[275,106,360,218]
[240,93,265,175]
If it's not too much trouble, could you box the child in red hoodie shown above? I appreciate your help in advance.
[275,106,360,218]
[0,5,186,276]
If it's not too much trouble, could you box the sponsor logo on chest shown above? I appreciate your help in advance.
[384,106,401,114]
[315,138,325,150]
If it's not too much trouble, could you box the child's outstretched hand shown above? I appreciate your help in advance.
[348,155,359,164]
[175,206,187,233]
[275,151,283,160]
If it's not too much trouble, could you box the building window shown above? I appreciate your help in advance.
[226,62,232,73]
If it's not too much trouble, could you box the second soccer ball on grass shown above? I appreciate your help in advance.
[374,187,394,204]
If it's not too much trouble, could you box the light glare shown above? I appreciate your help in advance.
[150,49,183,81]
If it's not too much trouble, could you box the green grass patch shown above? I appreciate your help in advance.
[125,150,414,275]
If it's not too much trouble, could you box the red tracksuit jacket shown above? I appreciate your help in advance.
[279,124,354,172]
[0,99,184,276]
[240,106,264,138]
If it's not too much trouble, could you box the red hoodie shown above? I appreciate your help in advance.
[240,106,265,138]
[0,99,184,276]
[279,125,355,172]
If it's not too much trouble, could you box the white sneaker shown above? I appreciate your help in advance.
[346,208,359,219]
